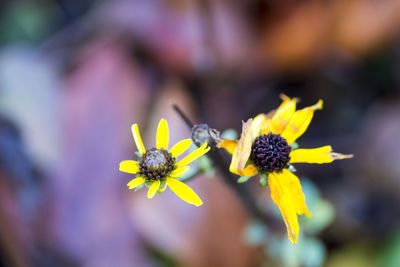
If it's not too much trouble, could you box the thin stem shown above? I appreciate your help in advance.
[173,104,273,223]
[173,105,194,128]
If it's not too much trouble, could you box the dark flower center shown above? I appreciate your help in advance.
[139,148,175,181]
[250,133,291,173]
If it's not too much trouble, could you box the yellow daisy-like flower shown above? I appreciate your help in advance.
[218,95,353,243]
[119,119,210,207]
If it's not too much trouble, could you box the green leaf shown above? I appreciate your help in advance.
[291,142,299,150]
[198,155,213,173]
[259,174,268,187]
[237,176,251,183]
[243,220,269,246]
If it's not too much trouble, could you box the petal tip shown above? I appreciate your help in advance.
[194,201,203,207]
[315,99,323,110]
[331,152,354,160]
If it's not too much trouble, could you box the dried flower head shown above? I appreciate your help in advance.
[219,95,353,243]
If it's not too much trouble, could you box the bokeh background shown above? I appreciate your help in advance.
[1,0,400,266]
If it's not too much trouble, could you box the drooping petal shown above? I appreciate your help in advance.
[147,180,161,199]
[230,119,255,175]
[170,139,192,157]
[156,119,169,149]
[281,100,323,144]
[119,160,140,174]
[217,139,237,155]
[127,177,146,189]
[170,166,190,178]
[290,146,353,164]
[131,124,146,155]
[268,169,311,243]
[270,95,297,134]
[268,172,299,243]
[176,142,210,168]
[283,169,312,217]
[166,178,203,206]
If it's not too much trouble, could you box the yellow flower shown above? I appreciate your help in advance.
[119,119,210,207]
[218,95,353,243]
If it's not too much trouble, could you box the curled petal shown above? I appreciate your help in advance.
[170,139,192,157]
[230,119,255,175]
[268,169,311,243]
[176,142,210,168]
[281,99,323,144]
[147,180,161,199]
[119,160,139,174]
[131,124,146,155]
[156,119,169,149]
[290,146,353,164]
[127,177,146,189]
[217,139,237,155]
[166,178,203,206]
[270,95,297,134]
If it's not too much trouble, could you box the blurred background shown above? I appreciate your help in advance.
[0,0,400,266]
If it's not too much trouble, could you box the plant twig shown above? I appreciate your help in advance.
[173,104,272,222]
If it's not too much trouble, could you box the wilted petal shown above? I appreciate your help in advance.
[268,169,311,243]
[290,145,353,164]
[281,99,323,144]
[229,119,255,175]
[270,95,297,134]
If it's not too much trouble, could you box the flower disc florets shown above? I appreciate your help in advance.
[250,133,291,173]
[139,148,175,181]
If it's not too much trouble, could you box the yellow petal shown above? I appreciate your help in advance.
[156,119,169,149]
[257,110,275,135]
[290,146,353,164]
[170,166,190,178]
[241,164,258,176]
[252,113,269,136]
[268,172,299,243]
[270,95,297,134]
[238,164,259,176]
[170,139,192,157]
[268,169,311,243]
[217,139,237,155]
[284,169,311,217]
[127,177,146,189]
[230,119,255,175]
[176,142,210,168]
[147,180,161,199]
[119,160,139,174]
[160,182,168,192]
[166,178,203,206]
[131,124,146,155]
[281,100,323,144]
